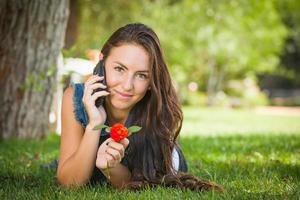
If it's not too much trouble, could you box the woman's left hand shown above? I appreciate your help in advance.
[96,138,129,169]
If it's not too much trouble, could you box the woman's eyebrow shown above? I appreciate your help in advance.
[114,61,150,73]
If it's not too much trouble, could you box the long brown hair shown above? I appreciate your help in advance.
[101,23,223,192]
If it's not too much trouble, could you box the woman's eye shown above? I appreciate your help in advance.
[114,66,124,72]
[137,73,148,79]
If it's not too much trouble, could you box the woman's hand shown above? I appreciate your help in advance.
[82,75,109,126]
[96,138,129,170]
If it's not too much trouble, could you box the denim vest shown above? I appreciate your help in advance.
[71,83,90,128]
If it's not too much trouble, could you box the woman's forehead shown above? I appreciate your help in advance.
[108,44,150,71]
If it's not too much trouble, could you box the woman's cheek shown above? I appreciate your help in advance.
[137,81,150,93]
[106,74,120,88]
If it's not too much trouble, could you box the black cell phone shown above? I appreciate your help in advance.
[92,60,107,107]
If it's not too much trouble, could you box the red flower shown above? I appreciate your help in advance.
[110,123,128,142]
[93,123,141,142]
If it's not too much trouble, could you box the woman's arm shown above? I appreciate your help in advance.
[56,87,101,186]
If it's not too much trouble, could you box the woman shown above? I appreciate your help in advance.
[57,23,222,191]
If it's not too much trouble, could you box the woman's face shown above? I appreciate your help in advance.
[104,44,151,111]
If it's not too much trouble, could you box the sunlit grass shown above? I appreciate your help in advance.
[182,106,300,135]
[1,107,300,199]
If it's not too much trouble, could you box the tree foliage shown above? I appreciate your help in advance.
[65,0,290,101]
[275,0,300,77]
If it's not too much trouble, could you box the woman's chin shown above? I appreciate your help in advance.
[111,101,133,111]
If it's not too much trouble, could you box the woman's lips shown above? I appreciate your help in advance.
[115,90,133,98]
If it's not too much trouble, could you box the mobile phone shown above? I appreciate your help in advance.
[92,60,107,107]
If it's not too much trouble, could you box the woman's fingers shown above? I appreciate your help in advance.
[119,138,130,149]
[91,90,110,101]
[108,142,125,158]
[84,76,105,96]
[89,82,107,90]
[97,138,112,154]
[96,138,129,170]
[105,139,128,162]
[96,153,114,169]
[85,75,104,85]
[105,153,115,167]
[106,139,130,159]
[106,147,122,162]
[82,75,109,109]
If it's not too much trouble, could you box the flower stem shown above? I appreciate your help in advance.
[105,163,111,180]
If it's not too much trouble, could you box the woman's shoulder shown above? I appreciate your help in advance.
[62,86,74,100]
[62,86,74,114]
[62,83,84,100]
[62,83,84,107]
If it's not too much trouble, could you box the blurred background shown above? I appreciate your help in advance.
[2,0,299,139]
[60,0,300,103]
[1,1,300,197]
[40,0,300,134]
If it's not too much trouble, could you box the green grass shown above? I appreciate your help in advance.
[181,107,300,135]
[1,107,300,199]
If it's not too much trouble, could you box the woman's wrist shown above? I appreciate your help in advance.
[86,122,103,132]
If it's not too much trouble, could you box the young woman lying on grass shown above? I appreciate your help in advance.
[57,23,223,191]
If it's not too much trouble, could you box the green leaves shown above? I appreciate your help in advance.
[92,124,108,131]
[93,124,141,135]
[93,124,111,133]
[105,127,111,133]
[128,126,142,136]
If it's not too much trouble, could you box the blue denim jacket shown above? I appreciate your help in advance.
[71,83,90,128]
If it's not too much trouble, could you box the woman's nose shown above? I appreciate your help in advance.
[122,75,134,91]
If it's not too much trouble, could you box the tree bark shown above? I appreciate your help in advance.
[0,0,69,138]
[64,0,78,49]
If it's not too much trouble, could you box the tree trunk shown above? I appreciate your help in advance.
[0,0,69,138]
[64,0,78,49]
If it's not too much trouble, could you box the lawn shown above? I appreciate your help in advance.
[1,107,300,199]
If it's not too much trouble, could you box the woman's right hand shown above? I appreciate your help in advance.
[82,75,110,126]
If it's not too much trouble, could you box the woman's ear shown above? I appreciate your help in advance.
[148,86,151,90]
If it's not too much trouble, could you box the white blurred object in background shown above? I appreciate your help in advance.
[50,53,96,135]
